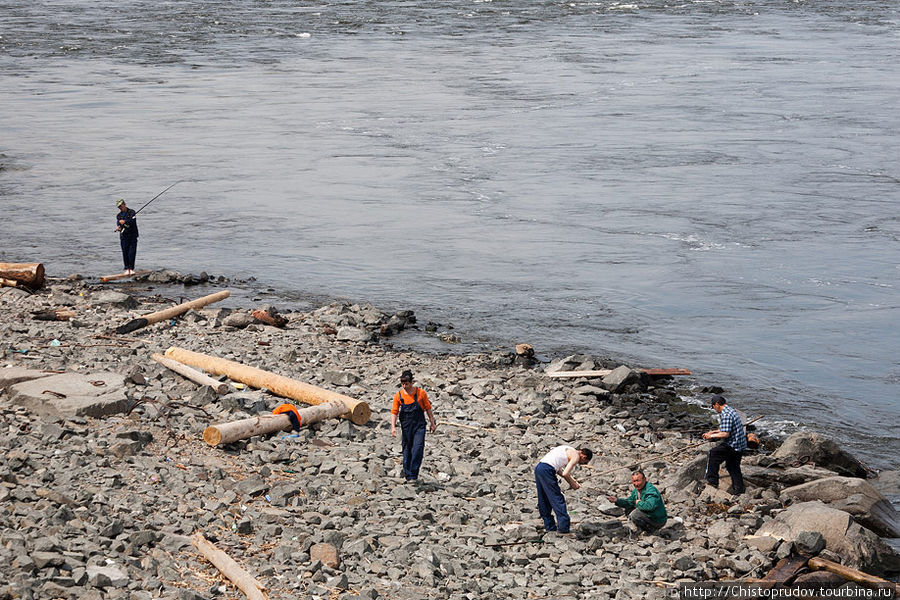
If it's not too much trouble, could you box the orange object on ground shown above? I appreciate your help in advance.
[273,403,302,429]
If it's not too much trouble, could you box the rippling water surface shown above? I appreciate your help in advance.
[1,0,898,467]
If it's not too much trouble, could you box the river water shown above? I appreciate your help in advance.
[1,1,898,468]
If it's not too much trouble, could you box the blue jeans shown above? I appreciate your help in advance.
[120,235,138,271]
[535,462,570,533]
[400,410,426,480]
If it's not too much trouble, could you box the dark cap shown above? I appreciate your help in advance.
[400,370,413,382]
[710,394,727,406]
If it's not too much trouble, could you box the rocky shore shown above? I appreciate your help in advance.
[1,272,898,600]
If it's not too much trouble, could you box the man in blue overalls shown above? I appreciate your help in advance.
[115,199,139,274]
[390,370,437,481]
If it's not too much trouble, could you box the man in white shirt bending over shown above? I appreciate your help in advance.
[534,445,593,534]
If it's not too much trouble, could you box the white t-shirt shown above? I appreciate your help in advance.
[540,445,575,472]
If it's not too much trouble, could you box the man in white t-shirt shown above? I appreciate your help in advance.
[534,445,593,534]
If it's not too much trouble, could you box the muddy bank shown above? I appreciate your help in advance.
[1,274,898,599]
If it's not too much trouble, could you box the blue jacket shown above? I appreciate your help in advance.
[615,481,667,524]
[116,209,139,238]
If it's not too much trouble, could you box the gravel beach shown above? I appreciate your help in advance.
[1,272,898,599]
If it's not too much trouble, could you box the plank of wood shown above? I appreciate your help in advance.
[547,368,691,379]
[546,370,613,378]
[100,270,151,282]
[759,555,810,584]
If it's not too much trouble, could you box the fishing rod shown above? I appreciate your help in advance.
[134,181,179,215]
[116,181,179,233]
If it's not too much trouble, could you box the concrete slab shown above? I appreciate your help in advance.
[8,371,128,417]
[0,367,55,390]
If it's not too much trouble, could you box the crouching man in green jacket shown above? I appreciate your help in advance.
[607,470,668,533]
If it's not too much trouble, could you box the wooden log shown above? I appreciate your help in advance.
[0,262,45,289]
[203,401,348,446]
[32,309,76,321]
[165,346,370,425]
[547,368,692,379]
[1,277,20,289]
[100,269,151,283]
[191,533,268,600]
[115,290,230,334]
[759,555,811,584]
[152,353,229,395]
[807,557,900,593]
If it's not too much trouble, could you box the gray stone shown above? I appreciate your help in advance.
[744,535,779,553]
[236,478,269,498]
[601,365,639,393]
[772,432,868,478]
[30,551,65,569]
[781,476,900,538]
[756,500,900,574]
[223,312,255,329]
[90,291,138,309]
[707,520,736,540]
[795,531,825,554]
[8,372,128,417]
[0,367,53,390]
[572,385,610,398]
[662,453,708,492]
[85,565,129,587]
[322,370,361,387]
[742,464,845,489]
[335,326,372,342]
[309,543,339,568]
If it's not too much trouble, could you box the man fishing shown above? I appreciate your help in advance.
[115,199,139,274]
[112,182,178,275]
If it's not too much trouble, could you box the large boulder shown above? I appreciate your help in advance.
[0,367,53,389]
[662,453,708,492]
[756,501,900,575]
[8,372,129,417]
[781,477,900,538]
[771,432,868,478]
[742,464,843,490]
[601,365,639,393]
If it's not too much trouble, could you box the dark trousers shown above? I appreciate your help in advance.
[535,462,570,533]
[625,508,665,533]
[120,236,138,271]
[399,412,426,480]
[706,442,745,494]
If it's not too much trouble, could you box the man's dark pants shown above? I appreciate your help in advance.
[706,442,745,494]
[399,410,426,481]
[624,507,665,533]
[120,235,138,271]
[534,462,570,533]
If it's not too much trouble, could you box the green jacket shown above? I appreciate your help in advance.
[615,481,667,524]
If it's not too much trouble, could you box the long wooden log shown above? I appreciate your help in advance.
[807,557,900,593]
[152,353,229,395]
[0,262,45,289]
[203,401,348,446]
[100,269,151,283]
[191,533,268,600]
[165,346,370,425]
[547,368,692,379]
[115,290,230,334]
